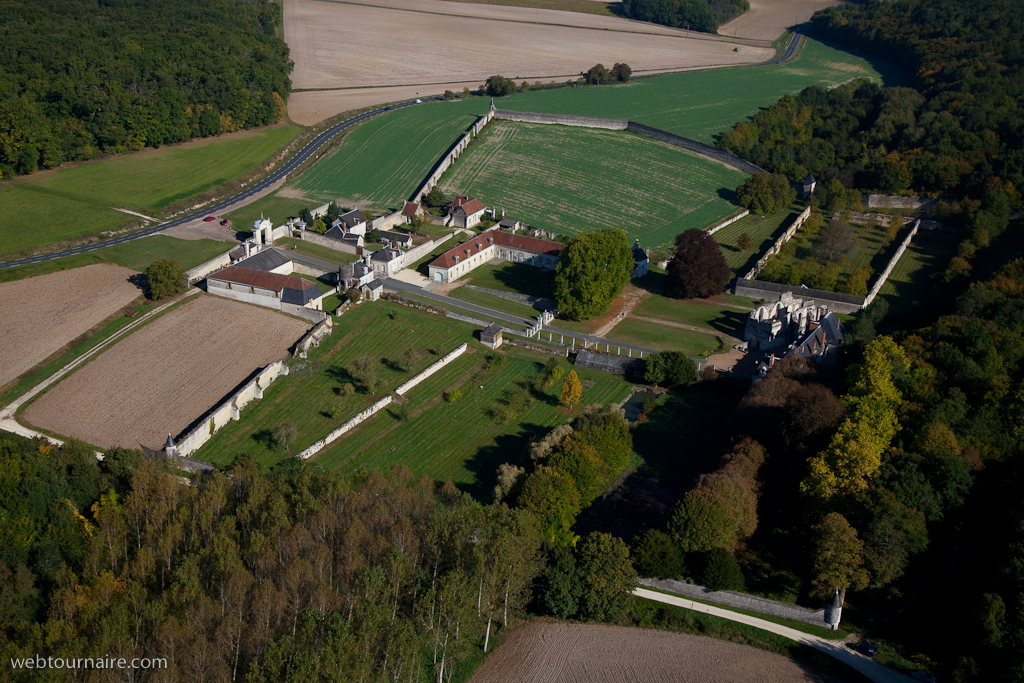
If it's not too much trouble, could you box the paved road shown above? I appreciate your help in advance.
[761,31,802,66]
[0,97,441,271]
[634,588,916,683]
[384,278,656,355]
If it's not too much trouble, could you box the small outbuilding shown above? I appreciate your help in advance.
[362,278,384,302]
[480,323,503,349]
[802,173,817,198]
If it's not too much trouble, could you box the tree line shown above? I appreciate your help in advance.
[621,0,749,33]
[0,0,291,178]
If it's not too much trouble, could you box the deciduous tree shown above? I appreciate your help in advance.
[553,229,633,319]
[560,370,582,409]
[736,173,795,215]
[144,259,185,300]
[576,532,635,621]
[664,229,731,299]
[809,512,869,601]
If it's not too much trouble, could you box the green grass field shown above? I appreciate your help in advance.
[605,317,721,356]
[461,261,557,298]
[713,203,805,276]
[778,219,896,285]
[273,237,360,266]
[0,235,235,283]
[449,286,543,319]
[441,122,746,248]
[633,295,752,338]
[291,102,489,211]
[0,125,301,259]
[224,191,313,235]
[194,301,630,495]
[877,229,960,314]
[397,291,530,331]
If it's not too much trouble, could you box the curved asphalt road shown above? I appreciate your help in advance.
[0,97,442,271]
[764,31,802,66]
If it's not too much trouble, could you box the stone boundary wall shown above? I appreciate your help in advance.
[706,210,750,236]
[186,249,234,285]
[743,206,813,280]
[296,342,467,460]
[394,343,468,395]
[301,231,359,254]
[383,293,526,336]
[867,194,940,212]
[862,219,920,308]
[294,317,334,358]
[638,577,829,627]
[462,285,554,310]
[503,337,569,357]
[401,231,457,268]
[625,122,766,175]
[493,109,628,131]
[734,278,866,314]
[311,202,330,219]
[175,360,290,458]
[370,210,405,232]
[283,302,328,324]
[296,395,394,460]
[291,261,333,278]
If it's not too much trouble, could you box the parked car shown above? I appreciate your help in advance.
[854,642,878,657]
[415,99,422,103]
[203,216,215,222]
[220,219,229,226]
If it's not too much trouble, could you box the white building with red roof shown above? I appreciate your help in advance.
[427,231,562,283]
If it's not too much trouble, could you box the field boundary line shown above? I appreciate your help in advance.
[633,588,914,683]
[0,289,201,443]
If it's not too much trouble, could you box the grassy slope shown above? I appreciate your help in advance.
[441,122,745,248]
[449,286,543,319]
[0,125,301,258]
[633,295,751,338]
[604,317,721,355]
[291,102,488,210]
[195,301,629,496]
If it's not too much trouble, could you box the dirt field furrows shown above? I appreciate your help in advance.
[718,0,845,41]
[283,0,773,124]
[22,295,308,451]
[0,264,142,390]
[471,622,841,683]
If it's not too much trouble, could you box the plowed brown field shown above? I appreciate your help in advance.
[0,264,141,389]
[470,623,840,683]
[284,0,773,124]
[719,0,845,41]
[22,295,308,450]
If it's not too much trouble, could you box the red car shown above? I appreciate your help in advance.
[220,219,229,226]
[203,216,215,222]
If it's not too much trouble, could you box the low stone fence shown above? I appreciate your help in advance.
[301,231,358,254]
[831,210,912,228]
[292,261,333,279]
[866,193,941,213]
[401,232,457,268]
[173,360,289,458]
[638,577,830,628]
[706,210,750,236]
[295,395,394,460]
[294,316,334,359]
[503,337,569,357]
[494,109,628,131]
[282,303,328,324]
[311,202,330,219]
[462,285,553,310]
[862,219,920,308]
[394,343,467,395]
[625,122,766,175]
[186,249,234,285]
[370,210,405,232]
[734,278,865,314]
[743,206,812,280]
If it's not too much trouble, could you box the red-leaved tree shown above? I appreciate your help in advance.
[665,229,731,298]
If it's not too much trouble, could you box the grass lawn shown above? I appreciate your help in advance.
[449,286,543,319]
[877,229,959,315]
[224,191,313,235]
[193,301,630,497]
[0,235,236,283]
[290,101,490,211]
[0,125,301,259]
[634,295,751,338]
[441,122,746,248]
[296,273,336,295]
[399,292,530,331]
[713,203,806,276]
[273,237,360,266]
[461,261,556,298]
[605,318,721,356]
[408,236,463,276]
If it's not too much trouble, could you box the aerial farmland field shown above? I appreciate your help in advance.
[440,121,746,247]
[21,295,308,451]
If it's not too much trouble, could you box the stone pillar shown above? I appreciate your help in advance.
[254,382,263,400]
[824,590,843,630]
[231,403,240,421]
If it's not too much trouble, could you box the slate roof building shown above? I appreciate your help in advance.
[370,246,405,277]
[631,239,649,279]
[380,230,413,248]
[480,323,503,349]
[427,231,562,283]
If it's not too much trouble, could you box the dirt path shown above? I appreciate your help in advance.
[592,286,649,337]
[631,315,738,342]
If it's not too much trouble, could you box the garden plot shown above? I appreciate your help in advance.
[0,264,141,389]
[21,295,308,451]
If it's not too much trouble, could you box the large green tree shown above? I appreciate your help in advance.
[144,259,185,300]
[576,532,635,622]
[736,173,796,215]
[809,512,869,602]
[517,465,581,546]
[553,228,633,320]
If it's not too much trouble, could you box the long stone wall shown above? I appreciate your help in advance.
[174,360,290,458]
[743,206,813,280]
[294,316,334,358]
[638,577,830,627]
[462,284,554,310]
[401,231,457,268]
[862,219,920,308]
[394,343,467,395]
[625,122,766,175]
[412,130,474,204]
[186,249,234,285]
[734,278,866,314]
[282,302,328,324]
[493,109,628,130]
[295,395,394,460]
[706,210,750,236]
[301,231,358,254]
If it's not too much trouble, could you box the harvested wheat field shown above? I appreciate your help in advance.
[0,264,141,389]
[471,623,839,683]
[719,0,845,41]
[22,295,308,451]
[284,0,773,124]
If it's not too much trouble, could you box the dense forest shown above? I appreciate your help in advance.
[621,0,748,33]
[0,0,291,177]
